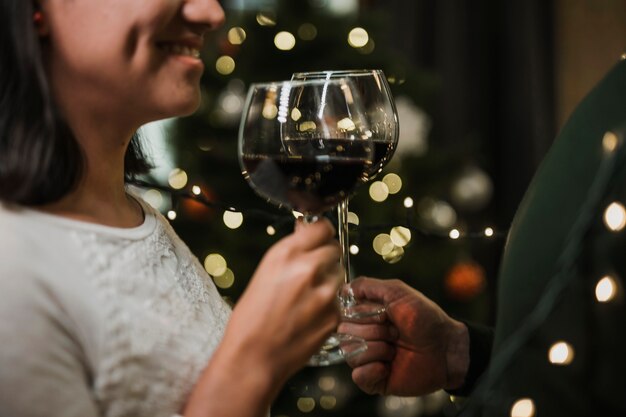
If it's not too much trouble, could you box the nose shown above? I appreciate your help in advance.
[182,0,226,31]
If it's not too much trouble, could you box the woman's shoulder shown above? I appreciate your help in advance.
[0,202,93,294]
[0,203,41,271]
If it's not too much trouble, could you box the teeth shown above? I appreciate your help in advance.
[160,44,201,58]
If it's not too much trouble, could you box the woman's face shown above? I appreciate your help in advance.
[43,0,225,126]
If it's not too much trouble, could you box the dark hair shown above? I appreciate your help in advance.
[0,1,152,206]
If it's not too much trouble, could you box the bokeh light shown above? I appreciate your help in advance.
[213,268,235,289]
[215,56,235,75]
[168,168,188,189]
[274,31,296,50]
[548,341,574,365]
[227,27,246,45]
[204,253,227,276]
[369,181,389,202]
[348,27,369,47]
[298,23,318,40]
[223,211,244,229]
[595,275,617,302]
[383,173,402,194]
[604,202,626,231]
[510,398,535,417]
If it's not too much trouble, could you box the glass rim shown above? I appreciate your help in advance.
[291,69,385,77]
[247,78,357,89]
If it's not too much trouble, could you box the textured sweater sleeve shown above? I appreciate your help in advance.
[0,263,100,417]
[446,321,494,397]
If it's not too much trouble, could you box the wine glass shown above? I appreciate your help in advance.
[238,78,373,366]
[292,69,399,319]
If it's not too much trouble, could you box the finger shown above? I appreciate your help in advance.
[289,243,341,288]
[298,283,341,328]
[301,297,341,351]
[291,218,336,251]
[352,362,390,395]
[304,241,342,273]
[346,341,395,368]
[337,322,398,342]
[349,277,406,305]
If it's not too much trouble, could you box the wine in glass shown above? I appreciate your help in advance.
[292,69,399,319]
[238,78,373,365]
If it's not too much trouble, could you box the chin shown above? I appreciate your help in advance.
[158,93,201,119]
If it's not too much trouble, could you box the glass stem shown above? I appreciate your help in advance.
[338,199,356,308]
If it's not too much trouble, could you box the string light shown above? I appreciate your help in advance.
[337,117,356,131]
[510,398,535,417]
[204,253,227,276]
[383,245,404,264]
[369,181,389,202]
[320,395,337,410]
[449,229,460,239]
[298,23,317,40]
[347,27,369,48]
[603,202,626,231]
[223,211,244,229]
[357,39,375,55]
[227,27,246,45]
[297,397,315,413]
[349,245,360,255]
[382,173,402,194]
[548,341,574,365]
[318,376,336,391]
[262,103,278,120]
[373,233,394,255]
[602,131,620,153]
[168,168,188,189]
[484,227,494,237]
[347,212,360,225]
[290,107,302,121]
[167,210,177,220]
[213,268,235,289]
[256,12,276,26]
[215,56,235,75]
[595,275,617,302]
[129,180,507,242]
[274,31,296,51]
[390,226,411,247]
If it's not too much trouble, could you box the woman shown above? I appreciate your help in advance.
[0,1,342,417]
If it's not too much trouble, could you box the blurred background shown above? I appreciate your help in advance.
[137,0,626,416]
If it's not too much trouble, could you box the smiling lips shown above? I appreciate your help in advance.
[157,39,203,59]
[160,43,200,58]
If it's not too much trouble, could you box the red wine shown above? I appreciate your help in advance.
[368,140,396,178]
[242,140,370,214]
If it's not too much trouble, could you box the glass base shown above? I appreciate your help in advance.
[341,301,386,321]
[307,333,367,367]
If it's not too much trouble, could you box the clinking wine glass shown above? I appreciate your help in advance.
[292,69,400,319]
[238,78,373,366]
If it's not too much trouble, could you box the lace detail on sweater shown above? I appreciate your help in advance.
[73,214,231,417]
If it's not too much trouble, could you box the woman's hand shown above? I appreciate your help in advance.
[224,218,342,378]
[338,277,469,396]
[184,218,341,417]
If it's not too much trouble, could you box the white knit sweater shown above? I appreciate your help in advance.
[0,198,231,417]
